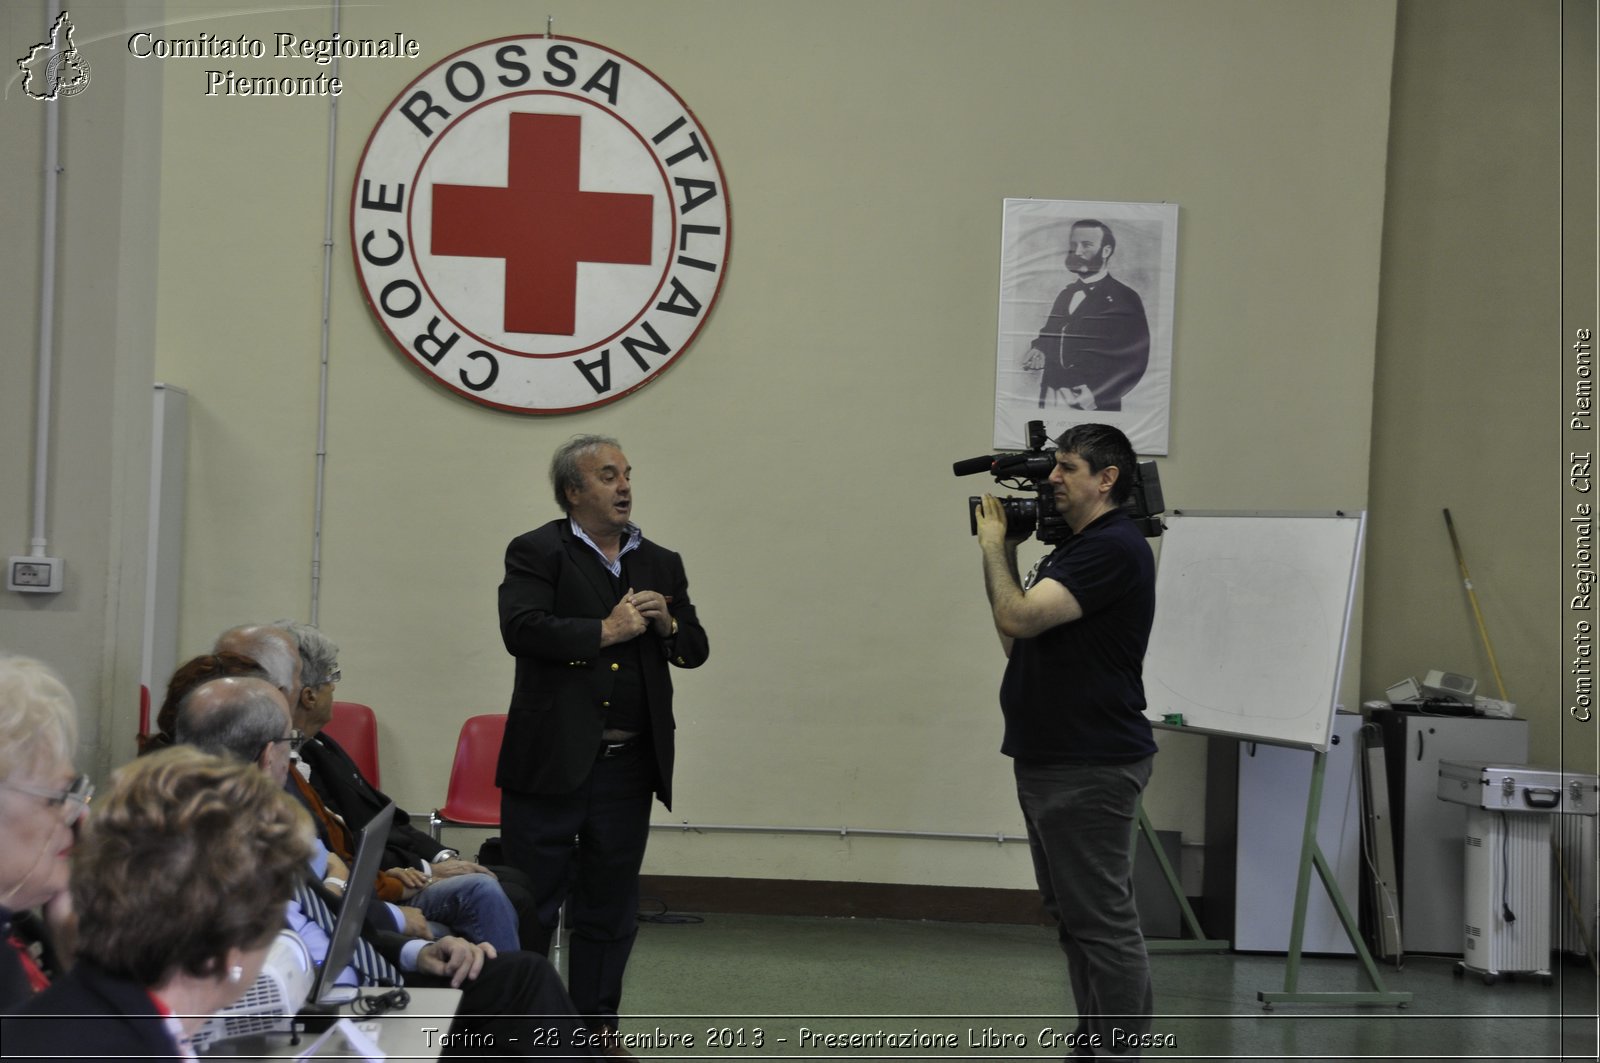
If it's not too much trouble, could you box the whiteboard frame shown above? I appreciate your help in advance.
[1143,510,1366,753]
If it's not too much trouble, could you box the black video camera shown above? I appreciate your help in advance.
[953,421,1166,543]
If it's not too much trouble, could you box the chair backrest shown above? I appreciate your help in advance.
[438,714,507,827]
[326,701,381,788]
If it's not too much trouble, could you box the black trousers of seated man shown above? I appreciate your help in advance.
[501,742,655,1031]
[410,948,598,1060]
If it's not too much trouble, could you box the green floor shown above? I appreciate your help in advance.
[604,912,1599,1061]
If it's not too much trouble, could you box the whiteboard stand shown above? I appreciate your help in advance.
[1257,748,1410,1008]
[1136,801,1229,952]
[1142,510,1408,1006]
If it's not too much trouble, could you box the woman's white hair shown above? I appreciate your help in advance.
[0,654,78,782]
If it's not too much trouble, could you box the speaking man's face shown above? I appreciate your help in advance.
[566,445,633,539]
[1064,227,1110,275]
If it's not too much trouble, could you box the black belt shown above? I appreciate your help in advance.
[597,736,643,760]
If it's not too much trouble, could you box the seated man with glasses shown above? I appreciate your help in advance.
[173,658,520,953]
[276,622,540,949]
[174,671,600,1058]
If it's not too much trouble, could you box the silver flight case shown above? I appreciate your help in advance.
[1435,761,1598,985]
[1437,761,1600,815]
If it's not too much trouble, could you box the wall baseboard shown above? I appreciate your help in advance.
[637,874,1051,925]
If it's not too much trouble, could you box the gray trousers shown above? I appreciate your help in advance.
[1014,757,1154,1058]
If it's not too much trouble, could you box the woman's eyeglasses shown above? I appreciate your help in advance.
[0,773,94,822]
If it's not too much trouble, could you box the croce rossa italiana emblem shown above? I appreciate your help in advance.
[351,36,730,412]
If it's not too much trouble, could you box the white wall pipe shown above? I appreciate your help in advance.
[30,0,64,559]
[651,822,1028,846]
[308,0,343,626]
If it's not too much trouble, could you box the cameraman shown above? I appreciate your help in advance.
[973,423,1156,1057]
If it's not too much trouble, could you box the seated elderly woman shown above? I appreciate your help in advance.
[0,654,86,1009]
[2,746,313,1059]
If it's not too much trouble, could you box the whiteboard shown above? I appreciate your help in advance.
[1142,512,1365,752]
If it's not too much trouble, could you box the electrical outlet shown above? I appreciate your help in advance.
[7,556,63,594]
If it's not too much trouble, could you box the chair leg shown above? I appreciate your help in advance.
[554,897,568,978]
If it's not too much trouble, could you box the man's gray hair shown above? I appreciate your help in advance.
[274,620,340,689]
[214,625,298,697]
[550,434,621,512]
[174,678,286,763]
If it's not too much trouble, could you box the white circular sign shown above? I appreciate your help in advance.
[351,36,731,413]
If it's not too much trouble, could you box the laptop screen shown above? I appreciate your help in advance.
[307,801,396,1004]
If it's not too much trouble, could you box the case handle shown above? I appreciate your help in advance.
[1522,788,1561,809]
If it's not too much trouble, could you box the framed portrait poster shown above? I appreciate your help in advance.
[994,198,1179,455]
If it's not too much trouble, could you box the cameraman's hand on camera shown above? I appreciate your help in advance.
[972,493,1024,550]
[974,495,1017,552]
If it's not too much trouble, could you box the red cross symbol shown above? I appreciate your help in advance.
[432,112,654,336]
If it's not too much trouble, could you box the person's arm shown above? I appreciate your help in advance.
[975,495,1084,653]
[413,937,496,988]
[498,532,609,661]
[632,550,709,668]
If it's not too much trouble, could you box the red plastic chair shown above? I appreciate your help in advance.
[429,714,507,843]
[325,701,381,789]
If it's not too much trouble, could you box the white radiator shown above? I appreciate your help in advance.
[1553,813,1599,957]
[1461,808,1552,979]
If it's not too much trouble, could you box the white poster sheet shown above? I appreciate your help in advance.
[994,199,1179,455]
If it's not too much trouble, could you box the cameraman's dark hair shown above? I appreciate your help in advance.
[1055,424,1138,506]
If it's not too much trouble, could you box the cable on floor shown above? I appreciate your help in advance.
[637,896,704,926]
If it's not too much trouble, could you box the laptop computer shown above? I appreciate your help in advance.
[305,800,396,1006]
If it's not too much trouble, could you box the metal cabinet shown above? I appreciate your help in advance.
[1234,712,1364,953]
[1201,713,1362,954]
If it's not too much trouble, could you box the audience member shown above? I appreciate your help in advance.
[183,631,522,951]
[175,672,603,1058]
[2,746,313,1060]
[139,649,266,754]
[278,621,539,948]
[0,654,85,1012]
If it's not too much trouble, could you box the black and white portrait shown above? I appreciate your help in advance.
[994,199,1178,454]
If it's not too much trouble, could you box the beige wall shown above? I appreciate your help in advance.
[1364,0,1595,775]
[5,0,1409,889]
[0,0,164,780]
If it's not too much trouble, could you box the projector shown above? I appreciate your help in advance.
[1420,670,1476,701]
[188,930,313,1051]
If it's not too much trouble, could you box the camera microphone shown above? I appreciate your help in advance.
[951,455,997,477]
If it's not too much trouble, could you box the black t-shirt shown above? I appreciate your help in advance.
[999,508,1157,763]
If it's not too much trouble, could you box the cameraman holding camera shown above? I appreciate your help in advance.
[973,423,1157,1058]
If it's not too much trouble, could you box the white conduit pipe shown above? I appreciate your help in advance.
[30,0,64,562]
[308,0,343,626]
[651,822,1028,846]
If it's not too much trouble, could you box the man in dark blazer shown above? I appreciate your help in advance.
[1029,218,1151,412]
[497,434,709,1041]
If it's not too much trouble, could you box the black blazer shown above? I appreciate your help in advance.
[1,960,180,1062]
[299,733,447,870]
[496,518,709,807]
